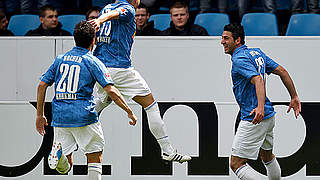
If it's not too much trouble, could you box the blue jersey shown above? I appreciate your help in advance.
[231,45,279,121]
[93,0,136,68]
[40,46,114,127]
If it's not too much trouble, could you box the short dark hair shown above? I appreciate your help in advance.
[169,1,189,10]
[39,5,57,17]
[86,6,102,20]
[137,3,148,13]
[73,21,96,49]
[224,23,245,45]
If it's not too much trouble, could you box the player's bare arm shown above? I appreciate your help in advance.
[103,85,137,126]
[272,65,301,118]
[250,75,266,124]
[88,10,120,31]
[36,81,49,136]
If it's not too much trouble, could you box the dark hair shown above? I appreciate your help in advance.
[169,1,189,11]
[137,3,148,13]
[39,5,57,17]
[0,9,6,20]
[86,6,102,20]
[73,21,96,49]
[224,23,245,45]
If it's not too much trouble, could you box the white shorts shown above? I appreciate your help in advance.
[95,67,151,102]
[231,116,275,160]
[53,122,105,156]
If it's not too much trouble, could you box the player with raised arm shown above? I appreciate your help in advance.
[35,21,137,180]
[88,0,191,163]
[221,23,301,180]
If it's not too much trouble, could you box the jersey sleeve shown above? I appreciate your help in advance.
[233,55,260,80]
[40,59,58,86]
[265,55,279,74]
[115,4,134,23]
[90,57,114,88]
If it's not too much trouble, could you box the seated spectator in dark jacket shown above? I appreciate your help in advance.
[25,5,71,36]
[135,3,161,36]
[0,9,14,36]
[161,1,208,36]
[86,6,101,21]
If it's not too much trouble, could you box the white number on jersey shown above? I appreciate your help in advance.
[56,64,81,93]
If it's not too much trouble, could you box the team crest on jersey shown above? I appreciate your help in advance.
[118,7,127,15]
[105,72,112,81]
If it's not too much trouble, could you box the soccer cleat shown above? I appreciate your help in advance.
[48,142,62,169]
[162,150,192,163]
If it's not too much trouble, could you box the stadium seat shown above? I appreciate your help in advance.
[59,15,86,35]
[148,14,171,31]
[8,14,40,36]
[194,13,230,36]
[286,14,320,36]
[241,13,279,36]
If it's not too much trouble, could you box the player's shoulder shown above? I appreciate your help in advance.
[116,1,135,12]
[81,52,96,63]
[53,54,65,64]
[247,47,266,56]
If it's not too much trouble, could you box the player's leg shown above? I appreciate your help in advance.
[231,118,274,180]
[133,94,191,163]
[230,155,261,180]
[86,151,103,180]
[259,116,281,180]
[49,127,76,174]
[260,149,281,180]
[72,121,105,179]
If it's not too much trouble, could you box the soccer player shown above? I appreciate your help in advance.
[221,23,301,180]
[35,21,137,180]
[88,0,191,163]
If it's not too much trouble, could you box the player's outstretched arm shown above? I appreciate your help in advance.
[250,75,266,124]
[88,10,120,31]
[103,85,137,126]
[272,65,301,118]
[36,81,49,136]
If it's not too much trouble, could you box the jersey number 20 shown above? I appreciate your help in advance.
[56,64,80,93]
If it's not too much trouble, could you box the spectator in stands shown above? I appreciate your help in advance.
[238,0,276,20]
[25,5,71,36]
[291,0,320,14]
[0,9,14,36]
[135,3,161,36]
[161,1,208,36]
[86,6,101,21]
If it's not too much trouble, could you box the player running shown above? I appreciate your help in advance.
[221,23,301,180]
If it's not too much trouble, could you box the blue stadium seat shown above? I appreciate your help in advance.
[8,14,40,36]
[194,13,230,36]
[59,15,86,35]
[286,14,320,36]
[241,13,279,36]
[148,14,171,31]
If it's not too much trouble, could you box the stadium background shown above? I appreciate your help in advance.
[0,36,319,179]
